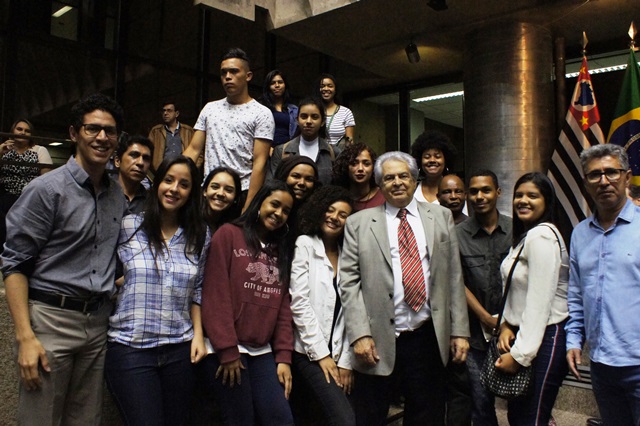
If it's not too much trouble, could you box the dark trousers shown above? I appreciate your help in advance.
[446,356,472,425]
[591,361,640,426]
[105,341,195,426]
[507,322,568,426]
[289,352,355,426]
[351,320,446,426]
[206,352,294,426]
[466,347,498,426]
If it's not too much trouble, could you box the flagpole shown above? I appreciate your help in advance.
[607,21,640,185]
[548,31,605,236]
[554,37,566,133]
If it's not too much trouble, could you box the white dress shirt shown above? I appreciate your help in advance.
[385,198,431,334]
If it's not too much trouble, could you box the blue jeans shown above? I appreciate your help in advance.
[205,352,294,426]
[590,362,640,426]
[105,341,195,426]
[290,352,355,426]
[507,322,568,426]
[466,347,498,426]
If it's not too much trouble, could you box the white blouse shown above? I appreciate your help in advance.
[500,223,569,367]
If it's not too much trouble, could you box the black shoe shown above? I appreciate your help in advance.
[586,418,603,426]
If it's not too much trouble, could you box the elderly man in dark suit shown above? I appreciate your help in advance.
[340,150,470,425]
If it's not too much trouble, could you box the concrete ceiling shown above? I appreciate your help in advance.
[272,0,639,92]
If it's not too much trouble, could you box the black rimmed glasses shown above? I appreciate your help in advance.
[584,168,627,184]
[80,124,118,140]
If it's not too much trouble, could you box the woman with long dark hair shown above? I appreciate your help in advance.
[270,97,336,185]
[332,142,384,212]
[201,180,296,425]
[261,70,298,146]
[495,172,569,425]
[202,166,242,232]
[105,156,208,425]
[315,73,355,147]
[289,186,356,425]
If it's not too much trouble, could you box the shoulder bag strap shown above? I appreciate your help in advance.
[540,224,562,255]
[493,242,526,336]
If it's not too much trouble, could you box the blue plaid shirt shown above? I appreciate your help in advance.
[108,214,207,348]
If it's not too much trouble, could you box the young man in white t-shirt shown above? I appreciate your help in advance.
[184,48,274,210]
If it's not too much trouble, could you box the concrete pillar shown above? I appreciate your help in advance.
[464,22,555,214]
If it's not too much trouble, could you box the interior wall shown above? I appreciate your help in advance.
[349,99,387,156]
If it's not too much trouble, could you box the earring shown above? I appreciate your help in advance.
[256,210,261,223]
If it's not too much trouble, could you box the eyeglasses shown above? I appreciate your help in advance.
[81,124,118,140]
[584,168,627,184]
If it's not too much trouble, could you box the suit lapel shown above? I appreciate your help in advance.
[417,202,435,262]
[370,206,392,268]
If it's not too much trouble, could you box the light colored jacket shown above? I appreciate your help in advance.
[290,235,352,369]
[340,202,469,375]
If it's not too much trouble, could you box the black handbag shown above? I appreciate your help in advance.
[480,242,533,400]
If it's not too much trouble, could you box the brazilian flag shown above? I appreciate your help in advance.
[608,48,640,185]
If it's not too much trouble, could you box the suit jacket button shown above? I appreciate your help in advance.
[389,293,393,299]
[390,318,395,324]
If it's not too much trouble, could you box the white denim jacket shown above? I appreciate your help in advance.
[289,235,352,369]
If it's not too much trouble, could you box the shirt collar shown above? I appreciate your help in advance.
[385,197,420,220]
[590,198,636,228]
[68,156,111,191]
[468,210,509,237]
[164,121,181,132]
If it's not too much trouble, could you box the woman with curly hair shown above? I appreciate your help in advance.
[332,142,384,212]
[106,156,208,425]
[289,185,355,425]
[260,70,298,146]
[410,130,457,205]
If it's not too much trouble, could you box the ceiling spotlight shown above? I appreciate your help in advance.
[427,0,448,11]
[405,42,420,64]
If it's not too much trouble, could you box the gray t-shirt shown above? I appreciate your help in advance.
[194,98,274,190]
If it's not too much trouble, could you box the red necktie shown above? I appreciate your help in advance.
[397,208,427,312]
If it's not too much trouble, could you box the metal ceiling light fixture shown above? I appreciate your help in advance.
[427,0,448,11]
[406,42,420,63]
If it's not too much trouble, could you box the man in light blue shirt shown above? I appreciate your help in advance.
[566,143,640,425]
